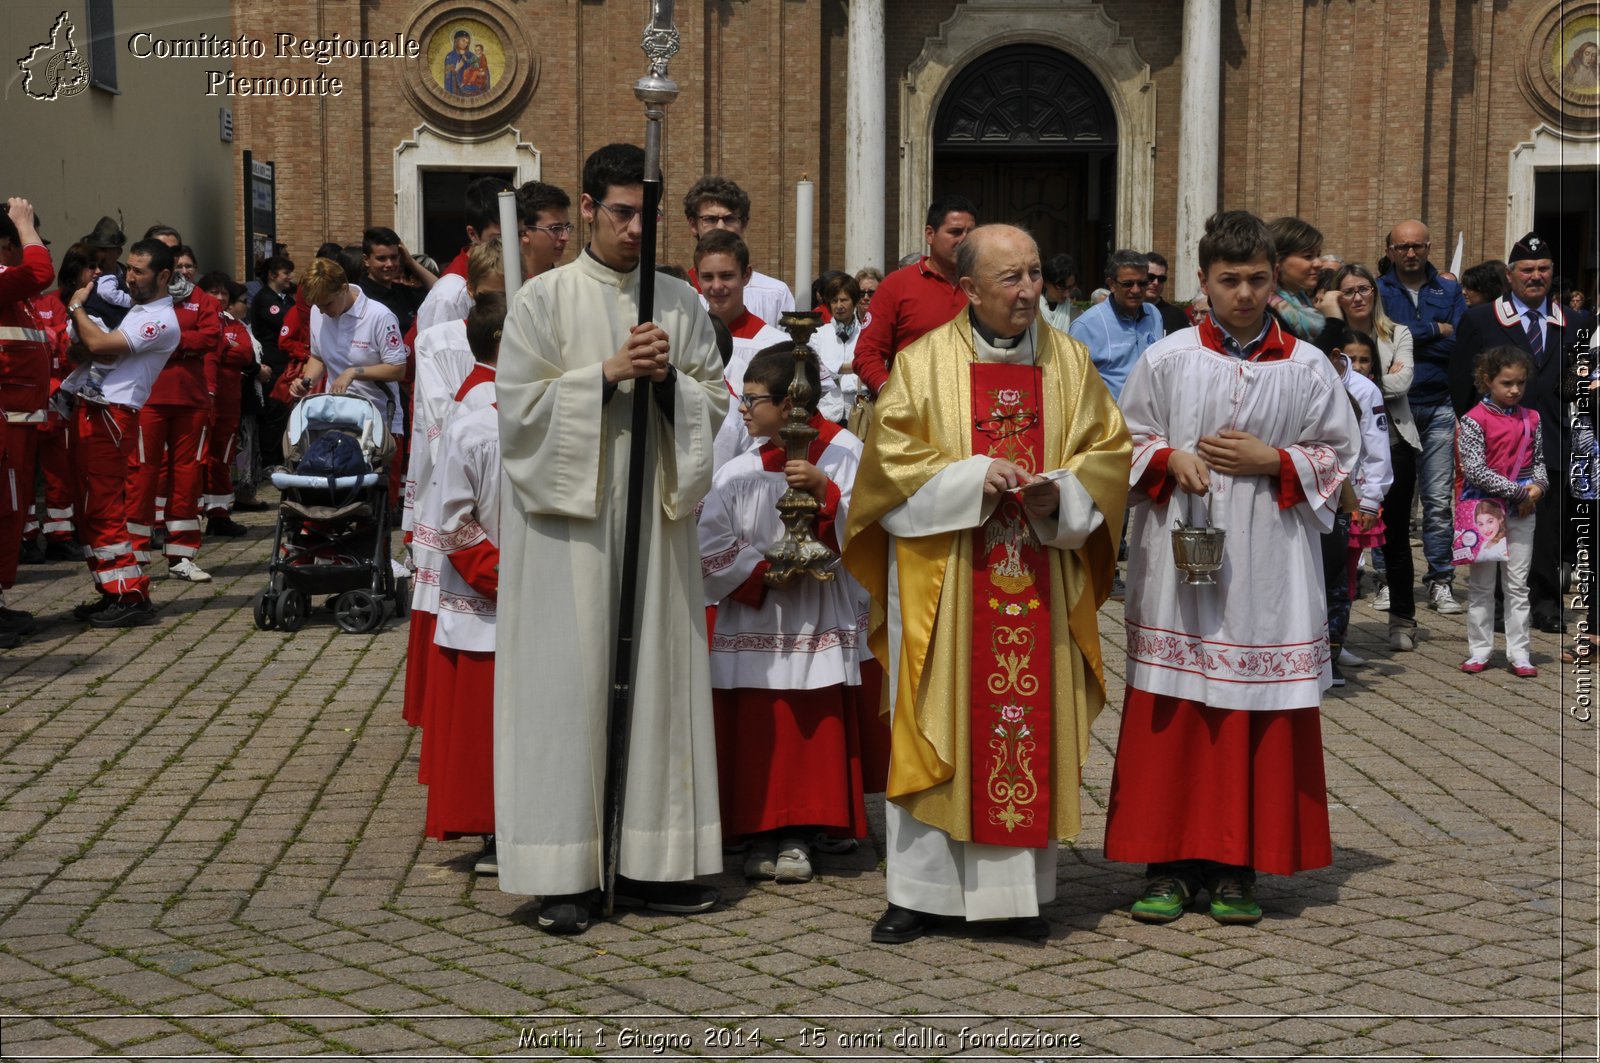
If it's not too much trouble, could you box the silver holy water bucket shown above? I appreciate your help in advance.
[1171,491,1225,586]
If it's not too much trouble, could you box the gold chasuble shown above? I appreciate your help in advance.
[842,314,1130,844]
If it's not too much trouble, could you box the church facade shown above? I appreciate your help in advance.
[225,0,1599,299]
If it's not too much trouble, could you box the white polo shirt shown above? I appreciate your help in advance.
[310,285,408,433]
[63,297,181,409]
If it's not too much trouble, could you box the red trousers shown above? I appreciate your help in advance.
[34,418,77,542]
[202,415,241,517]
[73,403,146,602]
[133,405,206,563]
[0,421,39,589]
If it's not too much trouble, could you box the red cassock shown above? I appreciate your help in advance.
[703,420,888,841]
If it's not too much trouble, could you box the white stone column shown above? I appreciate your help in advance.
[1174,0,1221,301]
[845,0,886,273]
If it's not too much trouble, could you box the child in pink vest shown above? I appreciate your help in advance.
[1455,346,1547,677]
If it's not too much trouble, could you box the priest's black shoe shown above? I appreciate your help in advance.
[987,915,1051,942]
[871,904,943,944]
[1532,612,1565,634]
[536,894,592,935]
[613,877,719,914]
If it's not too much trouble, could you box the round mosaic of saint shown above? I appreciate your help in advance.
[402,0,538,132]
[1521,2,1600,128]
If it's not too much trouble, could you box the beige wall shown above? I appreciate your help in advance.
[2,0,236,277]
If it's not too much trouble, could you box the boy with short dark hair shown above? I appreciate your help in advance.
[1105,210,1360,925]
[683,176,795,325]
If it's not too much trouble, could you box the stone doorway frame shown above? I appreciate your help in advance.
[899,0,1154,259]
[1506,123,1600,256]
[393,123,542,251]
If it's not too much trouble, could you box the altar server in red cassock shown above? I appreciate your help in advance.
[1106,211,1360,926]
[402,241,504,733]
[699,345,880,885]
[418,292,507,866]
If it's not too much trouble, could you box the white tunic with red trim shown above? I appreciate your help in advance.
[410,362,496,617]
[403,318,474,532]
[1120,321,1361,712]
[425,398,500,653]
[699,418,868,691]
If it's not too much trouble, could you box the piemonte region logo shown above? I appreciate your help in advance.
[17,11,91,101]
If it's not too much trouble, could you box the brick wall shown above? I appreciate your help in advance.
[232,0,1554,286]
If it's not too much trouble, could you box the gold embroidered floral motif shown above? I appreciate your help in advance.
[985,701,1039,832]
[987,625,1038,696]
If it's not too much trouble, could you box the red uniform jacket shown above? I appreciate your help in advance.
[211,314,256,422]
[147,288,222,409]
[0,245,55,419]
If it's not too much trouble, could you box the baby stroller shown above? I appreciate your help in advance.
[252,394,407,634]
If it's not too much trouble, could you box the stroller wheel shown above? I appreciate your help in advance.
[253,591,278,631]
[276,587,309,632]
[335,589,384,634]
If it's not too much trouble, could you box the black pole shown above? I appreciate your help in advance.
[601,59,672,914]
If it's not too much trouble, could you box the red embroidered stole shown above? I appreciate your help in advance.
[969,361,1052,847]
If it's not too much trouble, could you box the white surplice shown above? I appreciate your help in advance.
[879,323,1107,920]
[699,428,868,692]
[1121,328,1361,711]
[402,317,473,533]
[426,400,500,653]
[494,251,728,896]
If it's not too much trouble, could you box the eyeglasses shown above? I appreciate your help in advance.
[1339,285,1375,299]
[594,201,664,226]
[737,394,777,411]
[1145,273,1168,284]
[522,222,575,238]
[859,287,877,299]
[695,212,741,227]
[1111,278,1145,290]
[1388,242,1429,254]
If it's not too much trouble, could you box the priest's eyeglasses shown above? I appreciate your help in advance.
[595,201,665,226]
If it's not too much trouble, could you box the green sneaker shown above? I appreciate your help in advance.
[1207,875,1263,925]
[1130,874,1196,923]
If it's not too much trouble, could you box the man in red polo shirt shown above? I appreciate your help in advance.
[852,195,977,399]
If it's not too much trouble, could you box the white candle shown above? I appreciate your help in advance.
[794,177,814,309]
[498,189,522,292]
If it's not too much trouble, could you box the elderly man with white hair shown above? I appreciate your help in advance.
[842,225,1131,944]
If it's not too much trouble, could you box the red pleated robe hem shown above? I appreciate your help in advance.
[1103,687,1332,876]
[421,647,495,841]
[713,681,886,841]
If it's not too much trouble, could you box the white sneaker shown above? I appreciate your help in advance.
[1429,581,1463,614]
[1372,585,1390,611]
[168,558,212,583]
[1338,647,1365,667]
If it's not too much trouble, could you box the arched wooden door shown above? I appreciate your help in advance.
[932,44,1118,286]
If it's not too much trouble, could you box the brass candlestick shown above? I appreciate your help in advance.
[764,310,837,585]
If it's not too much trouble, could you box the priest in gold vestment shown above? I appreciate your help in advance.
[843,226,1132,944]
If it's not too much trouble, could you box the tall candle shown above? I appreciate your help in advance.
[794,177,814,308]
[498,189,522,292]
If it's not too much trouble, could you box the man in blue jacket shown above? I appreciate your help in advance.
[1378,219,1467,617]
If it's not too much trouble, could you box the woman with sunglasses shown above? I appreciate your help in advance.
[1333,263,1421,650]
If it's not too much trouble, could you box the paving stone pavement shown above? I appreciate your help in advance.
[0,512,1593,1060]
